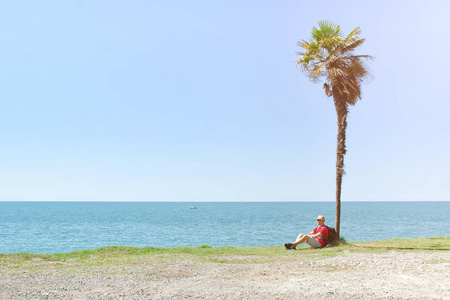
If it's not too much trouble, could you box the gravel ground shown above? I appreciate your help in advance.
[1,251,449,299]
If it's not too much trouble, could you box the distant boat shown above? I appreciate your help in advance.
[190,206,197,209]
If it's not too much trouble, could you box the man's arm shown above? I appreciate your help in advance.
[308,232,322,238]
[307,229,321,237]
[311,227,328,239]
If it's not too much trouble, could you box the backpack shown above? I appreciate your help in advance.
[323,225,338,245]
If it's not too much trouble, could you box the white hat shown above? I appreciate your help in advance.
[316,215,325,221]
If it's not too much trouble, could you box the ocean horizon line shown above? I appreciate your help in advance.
[0,200,448,203]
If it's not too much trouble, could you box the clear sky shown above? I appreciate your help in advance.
[0,0,449,202]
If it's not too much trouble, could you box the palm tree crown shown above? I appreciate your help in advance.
[297,20,372,107]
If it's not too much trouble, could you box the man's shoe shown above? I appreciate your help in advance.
[284,243,292,249]
[289,244,296,250]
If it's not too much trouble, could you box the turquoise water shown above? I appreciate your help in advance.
[0,201,448,254]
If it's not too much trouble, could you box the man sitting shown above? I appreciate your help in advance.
[284,215,329,250]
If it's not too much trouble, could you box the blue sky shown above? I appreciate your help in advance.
[0,0,449,201]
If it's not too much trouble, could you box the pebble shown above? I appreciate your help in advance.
[0,252,448,299]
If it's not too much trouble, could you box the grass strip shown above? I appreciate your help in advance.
[0,237,448,269]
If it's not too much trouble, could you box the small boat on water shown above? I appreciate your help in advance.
[189,206,197,209]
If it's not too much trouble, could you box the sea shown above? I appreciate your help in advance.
[0,201,448,254]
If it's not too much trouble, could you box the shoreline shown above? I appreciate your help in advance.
[1,236,449,255]
[3,202,448,253]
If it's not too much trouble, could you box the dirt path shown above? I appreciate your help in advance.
[1,251,449,299]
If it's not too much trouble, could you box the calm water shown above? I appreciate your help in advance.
[0,201,448,254]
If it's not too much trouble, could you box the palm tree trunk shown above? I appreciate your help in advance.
[334,101,348,239]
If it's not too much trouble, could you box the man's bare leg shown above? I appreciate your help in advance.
[293,234,310,246]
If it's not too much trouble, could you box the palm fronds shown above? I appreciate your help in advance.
[296,21,372,106]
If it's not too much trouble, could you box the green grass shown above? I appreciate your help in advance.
[349,236,450,251]
[0,237,448,272]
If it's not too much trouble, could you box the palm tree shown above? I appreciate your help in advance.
[296,21,372,238]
